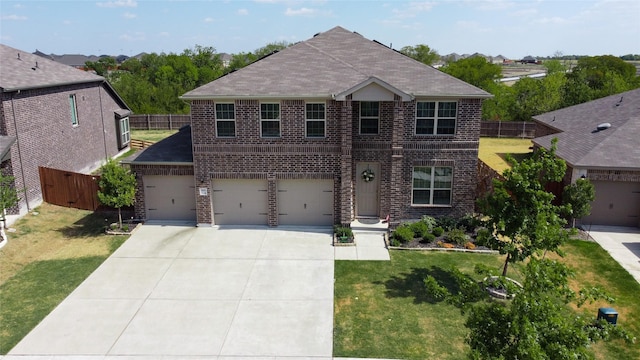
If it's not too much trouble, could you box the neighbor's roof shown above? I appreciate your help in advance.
[0,43,103,92]
[124,125,193,165]
[182,26,492,100]
[532,88,640,170]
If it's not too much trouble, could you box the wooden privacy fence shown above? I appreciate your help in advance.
[39,167,101,211]
[130,114,191,130]
[130,138,155,149]
[481,121,536,138]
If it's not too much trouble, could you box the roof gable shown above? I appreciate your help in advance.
[182,26,491,101]
[533,88,640,169]
[0,43,103,92]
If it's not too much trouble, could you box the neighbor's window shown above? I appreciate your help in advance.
[118,116,130,148]
[261,103,280,137]
[359,101,379,135]
[412,166,452,205]
[306,103,325,138]
[416,101,457,135]
[69,94,79,126]
[216,103,235,137]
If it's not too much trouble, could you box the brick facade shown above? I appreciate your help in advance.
[1,82,126,213]
[189,96,483,227]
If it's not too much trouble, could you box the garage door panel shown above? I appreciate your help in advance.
[278,180,333,226]
[584,181,640,227]
[212,180,268,225]
[144,176,196,221]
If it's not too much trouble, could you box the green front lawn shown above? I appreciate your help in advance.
[334,241,640,360]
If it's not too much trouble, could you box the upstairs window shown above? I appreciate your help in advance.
[69,94,79,126]
[306,103,325,138]
[216,103,235,137]
[412,166,453,206]
[360,101,379,135]
[416,101,457,135]
[261,103,280,137]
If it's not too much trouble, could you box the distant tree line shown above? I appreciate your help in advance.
[89,41,640,119]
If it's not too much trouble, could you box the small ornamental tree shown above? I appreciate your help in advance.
[477,138,573,277]
[97,160,136,229]
[562,178,596,228]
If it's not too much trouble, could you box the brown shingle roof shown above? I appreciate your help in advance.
[532,88,640,170]
[182,26,491,100]
[0,43,103,92]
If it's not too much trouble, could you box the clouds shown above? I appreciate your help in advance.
[284,7,316,16]
[238,8,249,15]
[96,0,137,8]
[123,11,137,19]
[1,14,27,21]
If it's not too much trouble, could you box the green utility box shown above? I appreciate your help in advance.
[597,307,618,325]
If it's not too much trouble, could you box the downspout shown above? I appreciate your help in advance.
[98,83,109,160]
[9,91,30,211]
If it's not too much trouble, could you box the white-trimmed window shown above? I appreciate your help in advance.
[359,101,379,135]
[118,116,130,148]
[261,103,280,137]
[69,94,79,126]
[412,166,453,205]
[216,103,235,137]
[306,103,325,138]
[415,101,457,135]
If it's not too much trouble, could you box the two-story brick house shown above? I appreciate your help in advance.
[0,43,131,215]
[129,27,491,227]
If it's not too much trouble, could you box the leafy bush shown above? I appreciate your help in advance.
[432,226,444,237]
[393,225,415,243]
[475,228,491,247]
[410,221,429,238]
[424,275,448,301]
[391,238,401,247]
[420,215,437,231]
[447,227,469,246]
[437,216,458,231]
[421,232,436,243]
[334,225,353,239]
[458,214,483,233]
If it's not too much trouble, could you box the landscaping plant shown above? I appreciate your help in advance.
[97,160,136,229]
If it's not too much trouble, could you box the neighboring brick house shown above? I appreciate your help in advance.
[129,26,491,227]
[0,43,131,215]
[533,88,640,227]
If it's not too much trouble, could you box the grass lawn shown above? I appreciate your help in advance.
[478,137,533,173]
[334,241,640,360]
[131,129,178,143]
[0,204,129,354]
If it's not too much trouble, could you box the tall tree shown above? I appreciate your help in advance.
[85,56,117,76]
[440,56,502,92]
[399,44,440,66]
[562,178,596,228]
[477,139,571,276]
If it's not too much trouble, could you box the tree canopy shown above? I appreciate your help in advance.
[399,44,440,66]
[97,160,136,228]
[440,56,502,92]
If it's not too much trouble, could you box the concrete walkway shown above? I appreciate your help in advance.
[8,225,336,359]
[586,225,640,284]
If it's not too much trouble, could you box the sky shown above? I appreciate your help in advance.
[1,0,639,59]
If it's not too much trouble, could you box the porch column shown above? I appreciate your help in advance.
[389,95,406,227]
[340,97,354,226]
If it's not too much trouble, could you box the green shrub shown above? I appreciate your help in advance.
[420,232,436,243]
[410,221,429,238]
[447,227,469,246]
[432,226,444,237]
[420,215,437,231]
[393,226,415,243]
[458,214,482,233]
[475,228,491,247]
[437,216,458,231]
[334,225,353,239]
[391,238,401,247]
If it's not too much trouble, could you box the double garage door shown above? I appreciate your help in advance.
[212,179,333,226]
[583,181,640,227]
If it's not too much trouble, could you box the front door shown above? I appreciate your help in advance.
[356,162,380,217]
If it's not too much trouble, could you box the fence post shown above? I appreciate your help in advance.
[498,120,501,138]
[146,114,150,130]
[169,114,172,130]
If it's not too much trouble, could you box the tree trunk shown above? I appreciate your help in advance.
[118,208,123,229]
[502,254,511,277]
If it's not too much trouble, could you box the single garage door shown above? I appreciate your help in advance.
[144,175,196,221]
[212,179,268,225]
[583,181,640,227]
[278,179,334,226]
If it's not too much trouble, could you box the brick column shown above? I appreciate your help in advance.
[267,174,278,227]
[340,97,354,226]
[389,96,405,227]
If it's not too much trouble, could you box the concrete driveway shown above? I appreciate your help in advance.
[587,225,640,284]
[8,225,336,358]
